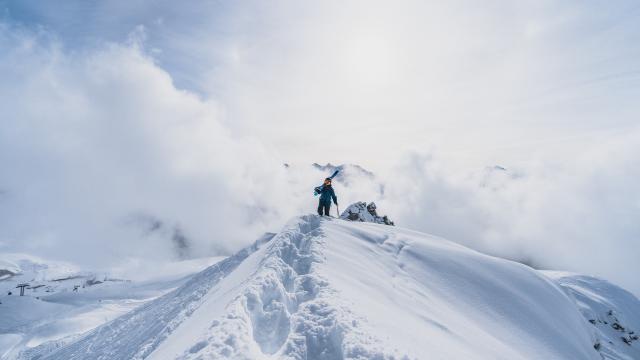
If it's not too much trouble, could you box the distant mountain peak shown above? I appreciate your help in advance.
[312,163,375,179]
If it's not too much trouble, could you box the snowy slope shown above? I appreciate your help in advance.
[22,215,632,359]
[0,254,223,360]
[545,272,640,360]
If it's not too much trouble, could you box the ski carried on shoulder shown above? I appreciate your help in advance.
[314,169,339,196]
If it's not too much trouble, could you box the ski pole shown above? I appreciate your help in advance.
[336,204,340,218]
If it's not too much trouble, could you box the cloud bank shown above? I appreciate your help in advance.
[0,22,296,266]
[381,143,640,294]
[1,2,640,296]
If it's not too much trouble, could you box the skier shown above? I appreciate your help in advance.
[317,177,338,216]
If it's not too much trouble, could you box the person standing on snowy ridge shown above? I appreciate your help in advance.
[317,178,338,216]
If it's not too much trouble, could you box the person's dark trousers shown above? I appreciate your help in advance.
[318,201,331,216]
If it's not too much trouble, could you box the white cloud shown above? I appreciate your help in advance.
[1,1,640,296]
[0,23,299,266]
[198,0,640,167]
[383,136,640,295]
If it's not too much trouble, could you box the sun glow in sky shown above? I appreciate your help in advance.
[341,27,397,89]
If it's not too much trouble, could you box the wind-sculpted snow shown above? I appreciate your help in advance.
[545,272,640,360]
[26,215,628,359]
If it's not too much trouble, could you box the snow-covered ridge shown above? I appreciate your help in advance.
[0,254,82,284]
[14,216,640,359]
[545,272,640,360]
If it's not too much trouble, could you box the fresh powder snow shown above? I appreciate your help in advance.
[4,213,637,359]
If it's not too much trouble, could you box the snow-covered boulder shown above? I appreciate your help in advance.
[340,201,394,225]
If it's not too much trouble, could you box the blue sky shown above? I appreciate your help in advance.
[1,1,640,294]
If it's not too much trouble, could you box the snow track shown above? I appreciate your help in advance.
[22,215,638,359]
[151,215,393,359]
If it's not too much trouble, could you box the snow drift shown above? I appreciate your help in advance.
[13,216,640,359]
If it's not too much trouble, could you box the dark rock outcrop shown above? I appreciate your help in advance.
[340,202,394,226]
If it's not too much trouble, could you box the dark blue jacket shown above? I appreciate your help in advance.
[318,185,337,205]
